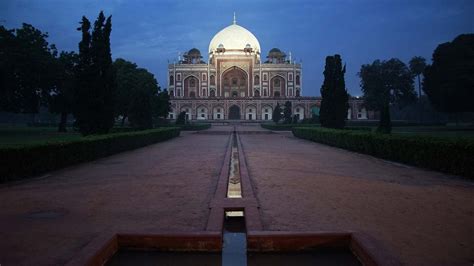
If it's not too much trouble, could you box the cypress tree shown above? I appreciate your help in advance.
[319,54,349,129]
[283,101,292,124]
[272,103,282,123]
[74,11,115,135]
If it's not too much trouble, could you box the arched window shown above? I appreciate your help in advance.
[289,73,293,81]
[296,75,300,85]
[254,75,260,85]
[296,89,300,97]
[210,75,215,85]
[210,89,216,97]
[169,75,174,85]
[202,89,206,96]
[232,78,238,86]
[190,78,196,87]
[190,91,196,98]
[169,90,174,98]
[274,91,280,97]
[263,89,267,96]
[274,78,280,87]
[232,91,238,97]
[202,74,207,81]
[254,90,260,97]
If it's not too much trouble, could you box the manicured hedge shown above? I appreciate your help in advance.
[0,127,180,182]
[292,127,474,178]
[261,123,371,132]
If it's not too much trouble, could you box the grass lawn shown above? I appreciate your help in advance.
[0,127,81,147]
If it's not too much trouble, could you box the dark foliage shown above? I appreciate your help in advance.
[292,114,298,124]
[319,54,349,129]
[0,128,180,182]
[359,58,416,133]
[283,101,292,123]
[74,12,116,135]
[176,111,186,125]
[272,102,282,123]
[0,24,57,114]
[293,127,474,178]
[49,51,78,132]
[423,34,474,113]
[113,58,169,129]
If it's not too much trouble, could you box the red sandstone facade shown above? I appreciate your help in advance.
[167,18,374,121]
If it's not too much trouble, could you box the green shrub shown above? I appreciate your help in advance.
[0,128,180,182]
[292,127,474,178]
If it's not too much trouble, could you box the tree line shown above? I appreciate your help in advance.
[0,11,170,135]
[314,33,473,133]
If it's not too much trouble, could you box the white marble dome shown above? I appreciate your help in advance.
[208,23,260,54]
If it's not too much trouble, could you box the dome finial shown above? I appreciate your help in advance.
[233,12,236,25]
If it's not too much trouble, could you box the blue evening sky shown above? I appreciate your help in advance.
[1,0,473,96]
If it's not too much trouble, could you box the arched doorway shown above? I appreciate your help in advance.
[228,105,241,120]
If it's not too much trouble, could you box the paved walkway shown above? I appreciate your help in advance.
[0,125,472,265]
[0,133,229,265]
[239,130,473,266]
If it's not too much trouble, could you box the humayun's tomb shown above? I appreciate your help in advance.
[167,15,376,121]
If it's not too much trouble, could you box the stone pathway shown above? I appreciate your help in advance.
[0,133,229,265]
[239,130,473,266]
[0,125,472,266]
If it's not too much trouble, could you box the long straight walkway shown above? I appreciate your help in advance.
[239,129,473,266]
[0,125,472,266]
[0,132,229,265]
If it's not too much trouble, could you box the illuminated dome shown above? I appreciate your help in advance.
[209,21,260,55]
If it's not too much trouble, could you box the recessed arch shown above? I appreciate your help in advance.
[183,75,200,98]
[270,75,286,97]
[196,105,209,120]
[220,66,248,98]
[228,105,241,120]
[261,105,273,121]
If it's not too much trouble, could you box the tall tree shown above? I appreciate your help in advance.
[152,88,171,121]
[272,103,282,123]
[359,59,416,133]
[283,101,292,124]
[319,54,349,129]
[0,24,57,114]
[113,58,168,129]
[409,56,427,123]
[128,68,158,129]
[49,51,78,132]
[113,58,138,126]
[74,12,115,135]
[423,34,474,114]
[409,56,427,99]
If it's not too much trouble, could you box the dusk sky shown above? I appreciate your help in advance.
[1,0,473,96]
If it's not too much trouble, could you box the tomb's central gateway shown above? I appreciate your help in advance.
[167,16,370,121]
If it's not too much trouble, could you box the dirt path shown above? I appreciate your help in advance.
[0,133,229,265]
[1,125,472,265]
[240,131,473,266]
